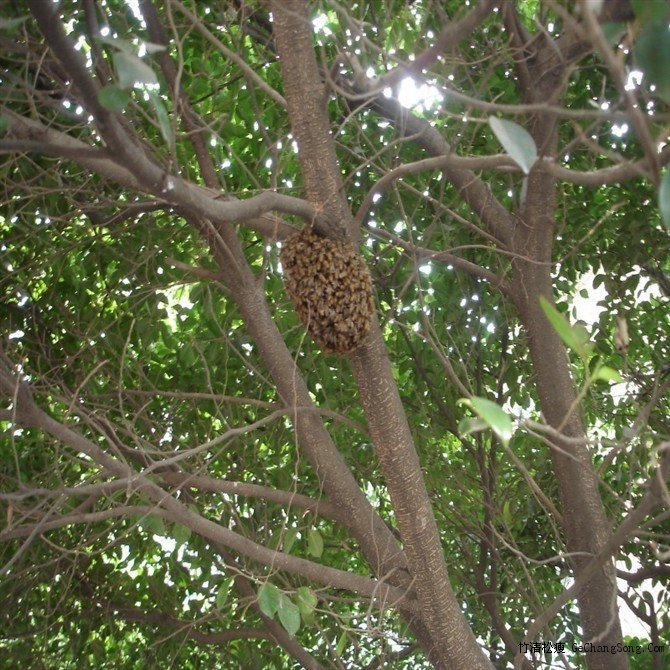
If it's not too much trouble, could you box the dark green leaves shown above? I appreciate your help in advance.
[634,23,670,102]
[172,522,192,545]
[600,23,627,46]
[540,298,624,384]
[630,0,670,102]
[257,583,317,636]
[631,0,669,25]
[138,514,166,537]
[98,86,132,112]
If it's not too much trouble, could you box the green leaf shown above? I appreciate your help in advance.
[148,91,174,153]
[142,42,167,55]
[659,170,670,229]
[98,86,131,112]
[138,514,166,537]
[336,631,348,656]
[178,343,199,367]
[172,522,192,545]
[458,416,489,437]
[295,586,318,618]
[0,16,28,33]
[600,22,627,46]
[215,580,232,609]
[98,35,137,54]
[307,529,324,558]
[634,23,670,102]
[98,36,164,58]
[631,0,668,25]
[488,116,538,174]
[257,582,280,618]
[0,115,8,136]
[277,594,301,636]
[283,528,299,554]
[593,365,624,383]
[268,529,282,551]
[113,51,159,88]
[539,296,591,358]
[502,501,513,527]
[459,397,513,446]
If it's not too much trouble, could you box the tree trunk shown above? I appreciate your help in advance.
[511,48,626,664]
[515,277,626,670]
[270,2,493,668]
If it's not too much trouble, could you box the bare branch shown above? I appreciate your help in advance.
[372,0,500,91]
[520,445,670,664]
[0,359,412,608]
[369,225,508,291]
[169,0,286,108]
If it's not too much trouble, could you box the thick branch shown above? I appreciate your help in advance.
[1,109,317,225]
[271,3,493,667]
[20,5,333,231]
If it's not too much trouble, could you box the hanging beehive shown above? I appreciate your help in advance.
[280,226,374,354]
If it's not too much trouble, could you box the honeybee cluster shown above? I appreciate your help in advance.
[280,226,374,354]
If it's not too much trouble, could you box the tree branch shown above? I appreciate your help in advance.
[1,108,318,225]
[169,0,286,108]
[519,445,670,666]
[355,89,516,247]
[270,3,495,667]
[0,360,412,609]
[369,225,508,291]
[372,0,499,91]
[577,0,660,183]
[111,605,274,645]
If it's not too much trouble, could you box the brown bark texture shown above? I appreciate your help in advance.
[270,2,494,668]
[508,34,627,670]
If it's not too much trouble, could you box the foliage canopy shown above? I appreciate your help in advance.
[0,1,669,669]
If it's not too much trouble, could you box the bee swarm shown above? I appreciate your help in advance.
[280,226,374,354]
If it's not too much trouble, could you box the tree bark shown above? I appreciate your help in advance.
[270,2,493,668]
[510,34,626,670]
